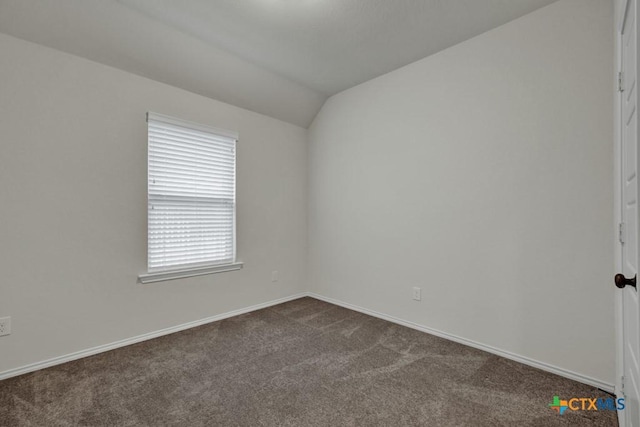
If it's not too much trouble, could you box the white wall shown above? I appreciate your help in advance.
[308,0,615,385]
[0,33,307,374]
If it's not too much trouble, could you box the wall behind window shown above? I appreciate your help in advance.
[0,33,307,373]
[308,0,615,384]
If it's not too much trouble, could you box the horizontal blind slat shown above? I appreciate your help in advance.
[149,130,235,153]
[149,238,233,246]
[148,121,236,144]
[149,141,235,159]
[149,253,234,265]
[149,245,233,256]
[149,216,234,221]
[149,164,234,179]
[149,241,233,251]
[148,200,234,208]
[149,191,234,199]
[149,176,235,188]
[149,151,235,168]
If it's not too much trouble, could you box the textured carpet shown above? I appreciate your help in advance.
[0,297,618,426]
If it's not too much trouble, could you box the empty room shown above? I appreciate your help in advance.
[0,0,636,425]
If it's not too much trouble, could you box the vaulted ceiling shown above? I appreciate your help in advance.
[0,0,558,127]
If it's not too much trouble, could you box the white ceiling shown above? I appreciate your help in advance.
[119,0,559,95]
[0,0,558,127]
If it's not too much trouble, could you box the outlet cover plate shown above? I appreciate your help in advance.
[0,317,11,336]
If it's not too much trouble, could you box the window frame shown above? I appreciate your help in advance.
[138,112,242,283]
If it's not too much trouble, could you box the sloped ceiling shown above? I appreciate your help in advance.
[0,0,558,127]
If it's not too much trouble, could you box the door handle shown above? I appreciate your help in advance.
[615,274,637,289]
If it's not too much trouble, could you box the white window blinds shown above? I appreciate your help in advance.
[147,112,237,272]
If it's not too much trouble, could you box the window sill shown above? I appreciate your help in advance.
[138,262,244,284]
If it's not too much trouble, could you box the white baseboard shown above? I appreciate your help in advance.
[0,293,307,381]
[307,292,616,394]
[0,291,616,395]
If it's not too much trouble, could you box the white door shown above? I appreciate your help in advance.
[620,0,640,424]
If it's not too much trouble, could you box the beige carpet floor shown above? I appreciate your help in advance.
[0,297,618,426]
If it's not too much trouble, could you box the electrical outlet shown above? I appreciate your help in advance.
[271,270,279,282]
[412,287,421,301]
[0,317,11,336]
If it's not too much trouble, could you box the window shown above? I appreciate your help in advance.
[139,113,242,283]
